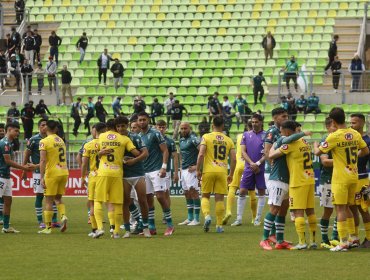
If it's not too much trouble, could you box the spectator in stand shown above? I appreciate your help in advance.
[222,96,234,136]
[331,55,342,94]
[35,99,51,120]
[261,31,276,63]
[284,55,299,94]
[46,56,57,94]
[20,101,36,139]
[110,58,124,90]
[48,31,62,65]
[14,0,25,24]
[71,97,84,137]
[233,94,251,129]
[58,65,73,105]
[34,63,45,94]
[324,35,339,73]
[295,94,308,114]
[150,97,164,124]
[252,71,267,105]
[349,53,365,92]
[97,48,113,85]
[95,96,108,123]
[84,96,95,135]
[207,94,222,123]
[164,92,176,124]
[0,50,7,89]
[10,27,21,51]
[76,32,88,64]
[168,100,188,140]
[198,116,210,137]
[15,48,25,66]
[286,92,297,121]
[6,33,16,57]
[22,25,33,39]
[7,54,21,91]
[33,29,42,64]
[280,96,289,110]
[22,31,36,67]
[20,59,33,95]
[112,97,122,118]
[133,95,146,114]
[306,93,321,114]
[7,101,20,123]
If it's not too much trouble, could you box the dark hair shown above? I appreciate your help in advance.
[281,120,297,132]
[94,122,107,133]
[350,113,365,122]
[251,113,263,122]
[106,119,116,130]
[83,32,86,36]
[268,121,275,127]
[174,100,180,104]
[271,107,287,117]
[38,119,47,126]
[213,116,224,127]
[294,122,302,128]
[77,97,82,101]
[156,119,167,126]
[334,34,339,40]
[46,120,58,131]
[115,116,129,126]
[325,117,333,126]
[137,111,149,119]
[11,102,16,106]
[258,71,263,76]
[153,98,158,102]
[329,107,345,125]
[5,122,20,130]
[0,123,4,129]
[130,114,138,123]
[208,96,214,101]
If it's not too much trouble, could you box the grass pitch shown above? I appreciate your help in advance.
[1,197,369,280]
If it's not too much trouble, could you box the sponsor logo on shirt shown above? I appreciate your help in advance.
[216,135,224,141]
[281,144,288,150]
[94,143,99,149]
[55,137,61,142]
[321,141,328,148]
[107,134,117,140]
[345,133,353,141]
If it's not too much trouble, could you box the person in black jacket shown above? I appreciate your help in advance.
[0,50,6,89]
[95,96,108,123]
[21,101,36,139]
[20,59,33,94]
[48,31,62,65]
[110,58,124,90]
[22,25,33,39]
[71,97,84,136]
[22,31,36,67]
[14,0,25,24]
[330,56,342,93]
[58,65,73,105]
[33,29,42,64]
[35,99,51,120]
[7,101,20,123]
[262,31,276,63]
[97,49,113,85]
[150,97,164,124]
[10,27,21,51]
[7,54,21,91]
[324,35,339,73]
[76,32,88,64]
[6,33,16,57]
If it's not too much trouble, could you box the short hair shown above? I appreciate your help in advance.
[94,122,107,133]
[258,71,263,76]
[271,107,287,117]
[38,119,47,126]
[5,122,20,130]
[334,34,339,40]
[83,32,86,36]
[294,122,302,128]
[115,116,129,126]
[11,102,16,106]
[325,117,333,126]
[130,114,138,123]
[268,121,275,127]
[106,119,116,130]
[213,116,224,127]
[174,100,180,104]
[251,113,263,122]
[77,97,82,101]
[153,98,158,102]
[281,120,297,132]
[329,107,345,125]
[46,120,58,131]
[350,113,365,122]
[156,120,167,126]
[0,123,4,129]
[208,96,214,101]
[137,111,149,119]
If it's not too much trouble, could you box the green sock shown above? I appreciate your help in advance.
[332,217,338,241]
[193,199,200,221]
[320,218,330,243]
[186,199,194,221]
[275,216,285,243]
[263,212,276,240]
[3,214,10,229]
[52,203,58,223]
[35,195,44,223]
[0,197,4,220]
[163,208,173,227]
[270,222,276,236]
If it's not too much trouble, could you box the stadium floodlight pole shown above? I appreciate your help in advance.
[25,74,30,104]
[341,73,345,104]
[55,74,61,105]
[277,70,281,99]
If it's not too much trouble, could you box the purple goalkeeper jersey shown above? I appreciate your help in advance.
[241,130,266,172]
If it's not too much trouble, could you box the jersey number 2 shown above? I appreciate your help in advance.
[58,148,65,162]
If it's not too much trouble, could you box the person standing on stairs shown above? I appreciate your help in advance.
[324,35,339,74]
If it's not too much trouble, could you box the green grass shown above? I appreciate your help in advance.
[1,197,369,280]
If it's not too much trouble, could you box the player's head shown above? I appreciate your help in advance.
[212,116,224,131]
[180,122,191,138]
[92,122,107,138]
[0,123,5,139]
[329,107,345,126]
[106,119,116,131]
[115,116,129,135]
[45,120,58,134]
[294,122,302,132]
[156,119,167,135]
[137,111,150,130]
[271,108,288,127]
[5,122,20,139]
[251,113,263,132]
[350,113,365,132]
[280,120,297,137]
[324,117,336,133]
[38,119,48,135]
[130,121,140,134]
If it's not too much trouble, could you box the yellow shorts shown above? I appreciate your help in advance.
[202,172,228,195]
[354,178,369,206]
[228,166,243,188]
[87,176,98,201]
[95,176,123,204]
[44,175,68,196]
[289,184,315,210]
[332,183,357,205]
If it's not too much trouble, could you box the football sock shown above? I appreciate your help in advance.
[0,197,3,219]
[236,195,247,221]
[365,222,370,240]
[263,212,276,240]
[256,195,265,220]
[52,203,58,223]
[114,204,123,234]
[354,226,359,237]
[248,191,257,219]
[295,217,306,245]
[90,214,97,230]
[270,223,276,236]
[320,218,330,243]
[346,217,356,237]
[186,199,194,221]
[129,203,142,223]
[94,201,104,230]
[201,197,210,217]
[35,195,44,223]
[332,217,338,240]
[124,223,130,231]
[57,204,66,220]
[142,218,149,229]
[3,214,10,229]
[337,220,348,242]
[307,214,317,243]
[108,211,115,226]
[215,201,225,226]
[226,186,237,215]
[275,215,285,243]
[163,208,173,227]
[148,207,155,230]
[194,198,200,221]
[44,210,53,229]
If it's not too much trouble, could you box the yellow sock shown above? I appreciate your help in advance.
[44,210,54,228]
[307,214,317,243]
[249,190,257,219]
[114,204,123,235]
[201,197,210,217]
[365,222,370,240]
[57,204,66,220]
[294,217,306,245]
[346,217,356,236]
[355,226,359,237]
[94,201,103,230]
[226,186,237,215]
[337,220,348,242]
[215,201,225,226]
[90,215,97,230]
[108,211,114,227]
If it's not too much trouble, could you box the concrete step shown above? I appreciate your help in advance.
[335,19,363,25]
[334,27,361,34]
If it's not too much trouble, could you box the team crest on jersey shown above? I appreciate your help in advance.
[266,133,272,140]
[39,142,44,148]
[302,139,308,145]
[281,144,288,150]
[216,135,224,141]
[321,141,328,148]
[55,137,61,142]
[345,133,353,140]
[4,145,9,152]
[107,134,117,140]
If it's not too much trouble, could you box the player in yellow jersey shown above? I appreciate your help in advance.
[38,120,69,234]
[314,107,369,251]
[93,117,141,239]
[196,116,236,233]
[81,122,107,237]
[270,120,317,250]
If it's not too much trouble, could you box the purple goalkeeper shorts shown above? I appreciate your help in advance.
[240,169,266,190]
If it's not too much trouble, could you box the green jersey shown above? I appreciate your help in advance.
[26,133,44,174]
[164,135,177,173]
[319,135,333,184]
[264,125,281,173]
[286,60,298,72]
[123,132,146,178]
[179,133,200,170]
[233,98,247,114]
[0,137,13,179]
[140,127,166,173]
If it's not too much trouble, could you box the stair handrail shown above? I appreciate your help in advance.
[357,3,368,62]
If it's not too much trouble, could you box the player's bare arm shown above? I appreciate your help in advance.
[358,146,370,157]
[196,144,206,180]
[313,141,324,156]
[4,154,35,172]
[76,153,82,168]
[172,151,179,184]
[124,147,148,166]
[22,148,32,180]
[39,150,47,188]
[264,142,273,164]
[269,144,284,160]
[241,144,259,173]
[81,156,89,188]
[159,142,169,178]
[320,154,333,167]
[228,148,236,184]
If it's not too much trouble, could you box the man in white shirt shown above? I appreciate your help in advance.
[164,92,176,124]
[45,56,57,93]
[97,48,113,85]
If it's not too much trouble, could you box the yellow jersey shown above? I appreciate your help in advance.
[82,138,100,177]
[279,137,315,187]
[200,131,235,174]
[98,131,136,178]
[319,128,367,184]
[235,133,245,170]
[39,134,69,178]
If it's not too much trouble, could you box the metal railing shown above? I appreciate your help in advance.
[357,3,368,63]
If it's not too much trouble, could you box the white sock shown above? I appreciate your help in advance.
[236,196,247,221]
[257,196,265,219]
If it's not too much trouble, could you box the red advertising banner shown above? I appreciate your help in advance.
[11,169,87,197]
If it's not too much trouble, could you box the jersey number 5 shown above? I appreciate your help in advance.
[345,147,357,164]
[214,145,226,160]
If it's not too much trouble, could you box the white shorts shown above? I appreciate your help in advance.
[165,171,171,191]
[124,176,143,188]
[145,170,167,194]
[319,183,333,208]
[181,169,199,191]
[31,173,44,194]
[267,180,289,206]
[0,177,13,197]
